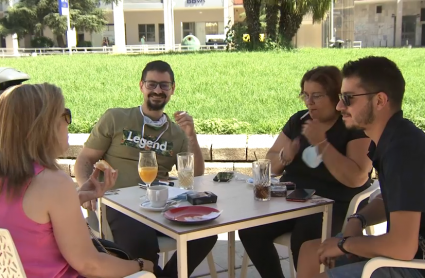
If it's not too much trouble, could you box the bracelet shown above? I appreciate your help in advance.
[279,148,292,166]
[314,138,328,146]
[347,213,367,229]
[320,142,330,156]
[134,258,144,271]
[337,236,351,254]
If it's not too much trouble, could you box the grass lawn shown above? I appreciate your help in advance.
[2,48,425,134]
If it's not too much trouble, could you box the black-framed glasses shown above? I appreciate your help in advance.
[62,108,72,125]
[143,80,173,91]
[339,92,379,106]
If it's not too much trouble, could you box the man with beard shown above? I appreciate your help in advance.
[296,56,425,278]
[75,60,217,278]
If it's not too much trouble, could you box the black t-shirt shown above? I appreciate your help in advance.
[281,110,371,203]
[368,110,425,260]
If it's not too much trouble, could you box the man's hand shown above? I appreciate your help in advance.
[302,119,327,146]
[78,168,118,207]
[174,111,195,137]
[317,237,344,265]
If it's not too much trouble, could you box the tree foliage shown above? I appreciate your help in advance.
[232,0,332,50]
[0,0,111,46]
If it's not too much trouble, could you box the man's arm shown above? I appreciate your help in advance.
[188,135,205,177]
[173,111,205,176]
[74,147,105,187]
[342,193,387,238]
[344,211,421,260]
[344,142,425,260]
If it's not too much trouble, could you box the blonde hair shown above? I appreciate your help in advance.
[0,83,65,199]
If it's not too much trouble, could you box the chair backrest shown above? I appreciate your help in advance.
[0,228,27,278]
[342,180,380,231]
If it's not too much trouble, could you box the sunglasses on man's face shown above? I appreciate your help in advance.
[62,108,72,125]
[338,92,379,106]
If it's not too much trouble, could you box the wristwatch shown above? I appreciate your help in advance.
[337,236,351,254]
[134,258,144,271]
[347,213,367,229]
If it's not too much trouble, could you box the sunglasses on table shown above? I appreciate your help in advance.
[62,108,72,125]
[338,92,380,106]
[143,80,174,91]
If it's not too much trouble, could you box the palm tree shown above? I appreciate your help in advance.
[264,0,279,41]
[242,0,262,47]
[278,0,332,44]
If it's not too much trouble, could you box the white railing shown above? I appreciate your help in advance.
[0,44,227,58]
[353,41,362,48]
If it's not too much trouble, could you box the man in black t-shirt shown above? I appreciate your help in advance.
[296,56,425,278]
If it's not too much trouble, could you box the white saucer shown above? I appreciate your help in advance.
[139,201,166,212]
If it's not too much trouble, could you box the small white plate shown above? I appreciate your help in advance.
[139,201,166,212]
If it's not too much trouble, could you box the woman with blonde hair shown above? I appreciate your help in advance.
[0,83,154,277]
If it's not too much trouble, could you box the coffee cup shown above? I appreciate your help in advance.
[147,186,169,208]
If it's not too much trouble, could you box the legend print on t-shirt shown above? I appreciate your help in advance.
[121,129,174,157]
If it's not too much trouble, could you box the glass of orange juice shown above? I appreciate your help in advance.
[138,151,158,188]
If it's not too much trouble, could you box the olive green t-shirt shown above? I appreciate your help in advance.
[84,107,188,189]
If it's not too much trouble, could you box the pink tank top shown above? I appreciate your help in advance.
[0,163,81,278]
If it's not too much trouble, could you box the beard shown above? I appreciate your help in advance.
[146,92,167,111]
[345,101,375,130]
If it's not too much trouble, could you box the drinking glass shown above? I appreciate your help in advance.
[177,152,194,190]
[252,159,271,201]
[138,151,158,188]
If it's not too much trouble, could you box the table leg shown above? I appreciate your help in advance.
[97,198,102,239]
[177,235,188,278]
[228,231,235,278]
[320,203,333,273]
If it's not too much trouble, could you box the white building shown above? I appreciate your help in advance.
[0,0,235,50]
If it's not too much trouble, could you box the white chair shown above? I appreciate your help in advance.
[97,202,218,278]
[240,180,380,278]
[361,257,425,278]
[0,228,154,278]
[0,228,26,278]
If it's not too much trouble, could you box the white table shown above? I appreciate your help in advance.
[100,174,333,278]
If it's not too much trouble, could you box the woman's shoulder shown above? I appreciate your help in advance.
[33,168,76,194]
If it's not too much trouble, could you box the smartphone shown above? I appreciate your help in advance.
[286,188,315,202]
[213,172,235,182]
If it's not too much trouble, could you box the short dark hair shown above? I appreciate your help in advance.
[342,56,405,109]
[300,66,342,104]
[141,60,175,83]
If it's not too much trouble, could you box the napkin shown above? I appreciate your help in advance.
[183,210,223,221]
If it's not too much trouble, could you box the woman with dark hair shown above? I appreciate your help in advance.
[239,66,373,278]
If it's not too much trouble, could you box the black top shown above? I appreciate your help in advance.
[280,110,371,203]
[368,110,425,260]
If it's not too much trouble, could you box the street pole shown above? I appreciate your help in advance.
[59,0,72,55]
[67,12,72,55]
